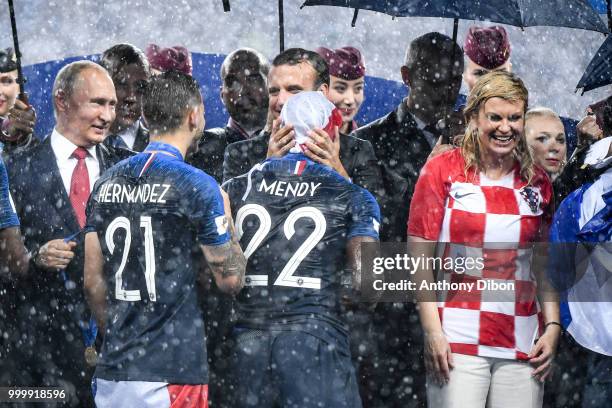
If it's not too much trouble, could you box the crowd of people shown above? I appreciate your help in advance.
[0,24,610,408]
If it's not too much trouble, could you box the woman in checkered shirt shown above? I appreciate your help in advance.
[408,70,560,408]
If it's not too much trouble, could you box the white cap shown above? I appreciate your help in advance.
[280,91,336,153]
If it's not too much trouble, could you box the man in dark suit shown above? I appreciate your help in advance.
[222,48,382,196]
[6,60,130,407]
[352,32,464,244]
[188,47,270,183]
[351,32,463,408]
[100,43,151,152]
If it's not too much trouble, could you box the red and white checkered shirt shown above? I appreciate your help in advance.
[408,149,553,360]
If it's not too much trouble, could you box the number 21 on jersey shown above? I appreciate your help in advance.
[106,215,157,302]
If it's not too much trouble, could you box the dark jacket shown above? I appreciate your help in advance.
[351,100,433,242]
[188,126,248,184]
[103,120,149,152]
[222,130,383,195]
[4,136,132,406]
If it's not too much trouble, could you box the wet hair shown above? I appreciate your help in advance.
[525,106,562,124]
[272,48,329,89]
[99,43,151,79]
[221,48,270,79]
[52,60,109,116]
[462,70,534,182]
[404,32,464,78]
[142,70,202,134]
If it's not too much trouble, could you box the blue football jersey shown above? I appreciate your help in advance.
[223,153,380,346]
[86,142,229,384]
[0,157,18,230]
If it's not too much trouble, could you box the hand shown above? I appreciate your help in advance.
[304,127,349,179]
[35,239,77,270]
[423,331,454,386]
[427,136,455,161]
[0,99,36,143]
[266,119,295,158]
[577,114,603,147]
[528,325,561,382]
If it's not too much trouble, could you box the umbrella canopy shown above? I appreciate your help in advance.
[302,0,609,33]
[577,35,612,92]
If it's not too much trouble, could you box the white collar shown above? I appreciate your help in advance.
[50,128,97,161]
[117,120,140,139]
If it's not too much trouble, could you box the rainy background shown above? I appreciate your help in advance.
[0,0,610,137]
[0,1,610,407]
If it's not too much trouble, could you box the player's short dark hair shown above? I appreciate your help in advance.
[404,32,463,76]
[142,70,202,134]
[221,48,270,80]
[99,43,151,79]
[272,48,329,89]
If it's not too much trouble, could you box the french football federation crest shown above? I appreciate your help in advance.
[520,186,540,213]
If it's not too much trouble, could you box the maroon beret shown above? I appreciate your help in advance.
[464,26,511,70]
[315,46,365,80]
[145,44,193,75]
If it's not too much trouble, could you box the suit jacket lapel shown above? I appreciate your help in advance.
[133,122,150,152]
[38,137,81,233]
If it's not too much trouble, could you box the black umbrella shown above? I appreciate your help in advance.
[576,35,612,93]
[301,0,608,35]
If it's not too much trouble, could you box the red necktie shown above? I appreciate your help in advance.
[70,147,90,228]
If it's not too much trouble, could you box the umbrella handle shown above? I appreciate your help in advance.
[7,0,25,98]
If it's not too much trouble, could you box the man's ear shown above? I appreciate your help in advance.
[187,106,200,130]
[317,83,329,97]
[54,90,69,114]
[219,85,227,108]
[400,66,411,87]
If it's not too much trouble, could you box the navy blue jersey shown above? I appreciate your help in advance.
[223,153,380,346]
[0,158,19,230]
[86,142,229,384]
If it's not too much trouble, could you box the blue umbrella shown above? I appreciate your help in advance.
[302,0,609,34]
[576,35,612,92]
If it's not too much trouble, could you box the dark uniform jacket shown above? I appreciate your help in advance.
[4,136,132,407]
[351,100,434,243]
[103,120,149,152]
[188,126,250,184]
[222,130,383,196]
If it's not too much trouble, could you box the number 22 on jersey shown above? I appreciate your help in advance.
[235,204,326,290]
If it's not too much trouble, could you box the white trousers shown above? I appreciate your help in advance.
[426,353,544,408]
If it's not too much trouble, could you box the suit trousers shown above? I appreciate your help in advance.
[427,353,544,408]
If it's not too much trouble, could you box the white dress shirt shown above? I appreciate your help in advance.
[50,129,100,195]
[413,115,438,149]
[116,120,139,150]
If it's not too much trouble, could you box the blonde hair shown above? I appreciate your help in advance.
[462,70,535,183]
[525,106,563,126]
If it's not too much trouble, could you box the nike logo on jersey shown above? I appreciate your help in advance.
[258,179,322,198]
[97,183,171,204]
[454,192,475,199]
